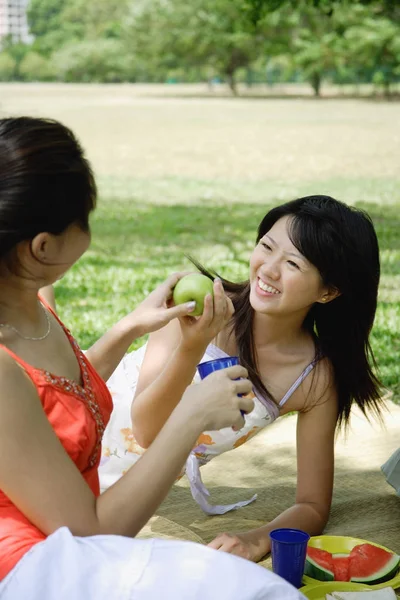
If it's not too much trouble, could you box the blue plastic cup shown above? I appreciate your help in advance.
[197,356,245,416]
[197,356,239,378]
[269,528,310,588]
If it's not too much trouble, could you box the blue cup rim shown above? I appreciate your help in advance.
[269,528,310,544]
[198,356,239,368]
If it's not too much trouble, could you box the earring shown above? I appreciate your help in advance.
[322,296,328,302]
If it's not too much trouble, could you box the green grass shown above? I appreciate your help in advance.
[54,196,400,402]
[0,83,398,402]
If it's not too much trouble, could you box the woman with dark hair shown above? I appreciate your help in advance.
[100,194,383,562]
[0,116,302,599]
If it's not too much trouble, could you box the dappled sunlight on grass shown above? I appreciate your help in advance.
[1,84,396,400]
[54,196,400,402]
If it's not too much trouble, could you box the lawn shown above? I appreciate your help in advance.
[0,83,398,400]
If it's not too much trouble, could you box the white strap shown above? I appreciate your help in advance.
[185,453,257,515]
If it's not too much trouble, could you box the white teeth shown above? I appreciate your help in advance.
[258,278,280,294]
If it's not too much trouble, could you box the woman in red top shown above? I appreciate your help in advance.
[0,117,303,600]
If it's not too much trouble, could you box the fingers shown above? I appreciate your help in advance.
[232,413,245,430]
[212,278,226,319]
[213,278,234,324]
[234,378,253,397]
[207,536,225,550]
[164,301,197,320]
[198,292,214,325]
[226,295,235,320]
[161,271,191,296]
[220,365,248,380]
[207,534,241,555]
[238,395,255,415]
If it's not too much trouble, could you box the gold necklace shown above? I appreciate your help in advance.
[0,303,51,341]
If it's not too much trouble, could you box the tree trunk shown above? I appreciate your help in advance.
[227,71,238,96]
[383,79,391,99]
[310,72,322,97]
[246,67,253,88]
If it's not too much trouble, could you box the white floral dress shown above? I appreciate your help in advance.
[100,342,316,514]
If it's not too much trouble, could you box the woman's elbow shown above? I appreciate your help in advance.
[299,501,330,533]
[130,402,151,448]
[313,505,330,533]
[131,420,153,449]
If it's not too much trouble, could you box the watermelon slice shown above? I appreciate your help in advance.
[349,543,400,585]
[304,546,334,581]
[332,553,350,582]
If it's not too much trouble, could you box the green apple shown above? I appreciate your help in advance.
[173,273,214,316]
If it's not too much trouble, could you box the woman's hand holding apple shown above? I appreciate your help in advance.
[176,278,235,352]
[128,272,200,338]
[178,365,254,432]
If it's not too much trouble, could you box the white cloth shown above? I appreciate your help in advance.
[185,452,258,515]
[381,448,400,495]
[0,527,306,600]
[100,343,274,514]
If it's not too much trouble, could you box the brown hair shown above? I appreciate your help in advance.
[0,116,96,260]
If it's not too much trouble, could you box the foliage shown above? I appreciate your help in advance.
[0,0,396,94]
[52,39,133,83]
[344,13,400,95]
[0,54,17,81]
[27,0,65,38]
[52,196,399,403]
[124,0,276,93]
[19,52,55,81]
[60,0,129,40]
[27,0,69,56]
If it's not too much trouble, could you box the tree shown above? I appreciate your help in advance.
[0,36,30,80]
[27,0,65,38]
[0,54,16,81]
[243,0,400,25]
[124,0,277,94]
[277,1,396,97]
[60,0,129,40]
[19,52,55,81]
[27,0,128,57]
[52,39,132,82]
[344,12,400,96]
[286,1,350,96]
[27,0,76,56]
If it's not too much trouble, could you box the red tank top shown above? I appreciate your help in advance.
[0,303,113,579]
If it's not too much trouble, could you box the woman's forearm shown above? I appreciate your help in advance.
[246,502,329,559]
[132,343,206,447]
[86,315,141,381]
[97,399,204,536]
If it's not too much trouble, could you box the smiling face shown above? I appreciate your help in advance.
[249,215,330,318]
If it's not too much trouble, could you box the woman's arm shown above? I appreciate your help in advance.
[85,273,198,381]
[208,371,338,562]
[38,275,195,382]
[0,349,253,539]
[132,278,234,448]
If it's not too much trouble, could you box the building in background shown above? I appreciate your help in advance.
[0,0,32,45]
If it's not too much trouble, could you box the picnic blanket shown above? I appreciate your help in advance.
[137,399,400,568]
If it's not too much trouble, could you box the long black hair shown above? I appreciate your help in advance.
[193,195,382,427]
[0,116,96,262]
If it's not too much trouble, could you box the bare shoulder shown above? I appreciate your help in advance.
[39,285,57,313]
[0,347,39,411]
[0,346,26,381]
[300,356,338,414]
